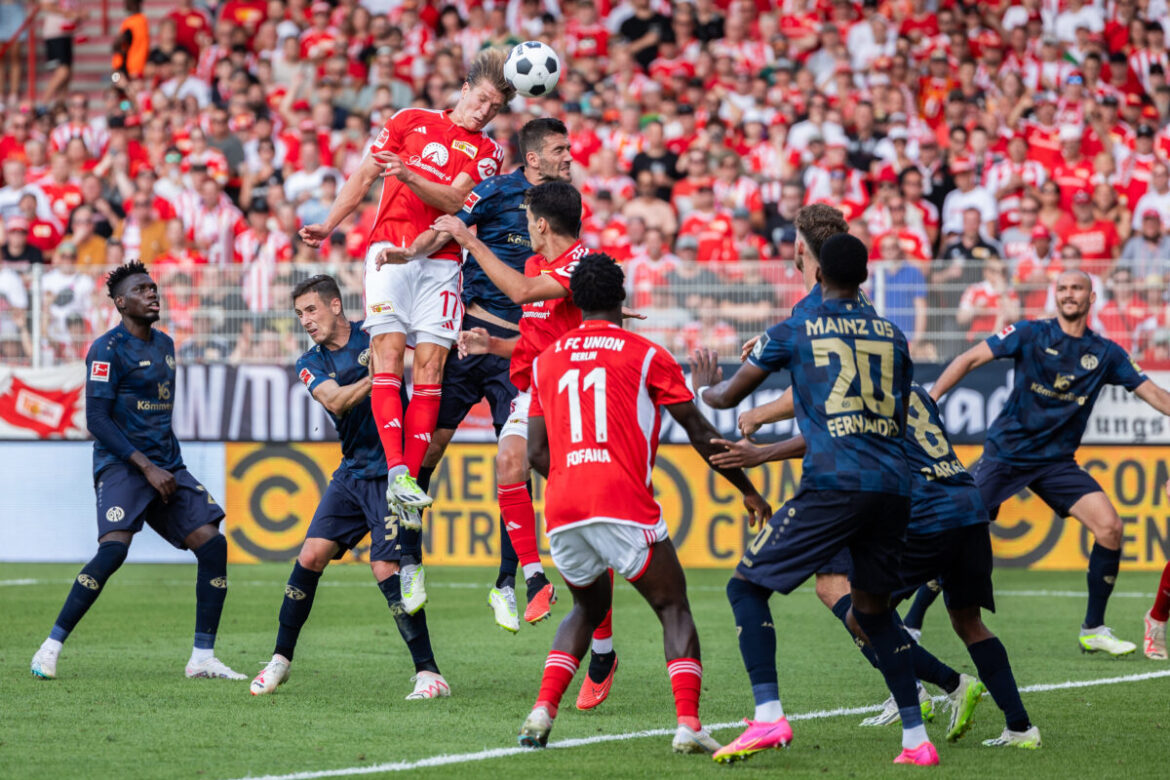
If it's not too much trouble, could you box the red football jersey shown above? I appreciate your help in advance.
[509,241,589,392]
[530,320,693,533]
[367,108,503,261]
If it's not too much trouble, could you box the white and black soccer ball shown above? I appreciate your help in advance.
[504,41,562,98]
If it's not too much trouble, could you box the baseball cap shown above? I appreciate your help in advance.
[930,49,948,61]
[1031,224,1050,240]
[950,156,974,174]
[1143,208,1161,220]
[732,207,751,219]
[1059,125,1083,142]
[1138,123,1156,138]
[779,227,797,244]
[5,216,28,232]
[1126,92,1144,107]
[1073,190,1091,204]
[292,99,311,112]
[888,126,909,141]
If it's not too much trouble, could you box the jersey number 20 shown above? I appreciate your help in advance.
[811,337,895,417]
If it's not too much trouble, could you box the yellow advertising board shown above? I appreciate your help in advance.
[223,443,1170,571]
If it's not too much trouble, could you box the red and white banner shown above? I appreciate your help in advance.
[0,363,87,439]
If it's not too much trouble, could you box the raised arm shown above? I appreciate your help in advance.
[666,400,772,526]
[708,434,808,469]
[298,153,383,246]
[383,153,476,214]
[432,215,566,304]
[309,377,372,417]
[1135,379,1170,416]
[738,386,796,437]
[929,341,995,401]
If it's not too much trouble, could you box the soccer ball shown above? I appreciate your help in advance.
[504,41,561,98]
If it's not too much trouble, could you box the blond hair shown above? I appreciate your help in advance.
[467,48,516,103]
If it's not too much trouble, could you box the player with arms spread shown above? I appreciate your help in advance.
[298,48,512,523]
[928,269,1170,656]
[250,276,447,701]
[382,118,575,634]
[517,253,770,754]
[696,234,936,766]
[31,262,242,682]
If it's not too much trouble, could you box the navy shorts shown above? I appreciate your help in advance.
[738,489,911,596]
[436,314,519,432]
[893,524,995,612]
[971,456,1103,519]
[95,464,224,550]
[306,470,404,562]
[816,548,853,576]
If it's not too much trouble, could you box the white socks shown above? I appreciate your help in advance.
[591,637,613,654]
[754,700,785,722]
[189,646,214,665]
[522,563,544,580]
[41,638,63,654]
[902,723,929,749]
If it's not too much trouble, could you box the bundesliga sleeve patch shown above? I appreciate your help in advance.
[750,333,771,360]
[462,191,481,213]
[374,127,390,149]
[995,324,1015,340]
[89,361,110,382]
[298,368,315,387]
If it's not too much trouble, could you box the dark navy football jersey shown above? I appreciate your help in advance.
[458,167,533,324]
[295,321,386,480]
[790,283,874,321]
[749,297,913,495]
[983,319,1148,466]
[85,324,183,477]
[904,383,987,535]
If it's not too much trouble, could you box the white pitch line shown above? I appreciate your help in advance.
[224,669,1170,780]
[0,577,1158,599]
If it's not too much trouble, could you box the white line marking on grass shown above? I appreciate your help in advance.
[223,669,1170,780]
[0,579,1157,599]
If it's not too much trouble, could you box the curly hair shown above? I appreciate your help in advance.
[793,204,849,261]
[569,252,625,313]
[105,260,150,299]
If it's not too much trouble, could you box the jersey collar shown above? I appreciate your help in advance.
[552,240,585,264]
[582,320,621,329]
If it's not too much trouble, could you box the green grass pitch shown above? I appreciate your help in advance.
[1,564,1167,779]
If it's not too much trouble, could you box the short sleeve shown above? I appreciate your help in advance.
[746,322,793,373]
[369,112,406,156]
[1105,342,1148,392]
[529,357,544,417]
[466,138,503,184]
[458,178,495,227]
[85,338,120,400]
[985,320,1031,359]
[549,256,578,291]
[296,351,331,395]
[647,348,694,406]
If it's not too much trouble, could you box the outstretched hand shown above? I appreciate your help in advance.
[708,437,766,469]
[688,348,723,396]
[298,224,331,248]
[740,335,760,362]
[458,327,491,359]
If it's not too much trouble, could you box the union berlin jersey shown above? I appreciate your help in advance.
[509,241,588,391]
[368,108,503,261]
[530,321,694,533]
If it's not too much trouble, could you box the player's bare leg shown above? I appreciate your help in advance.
[1068,491,1136,656]
[370,332,431,515]
[627,541,720,754]
[183,524,244,680]
[252,537,339,695]
[32,530,133,680]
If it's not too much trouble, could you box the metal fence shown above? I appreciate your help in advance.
[2,258,1169,367]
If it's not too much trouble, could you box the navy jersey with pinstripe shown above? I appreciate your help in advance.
[790,282,874,321]
[982,319,1148,466]
[457,167,533,324]
[749,297,913,495]
[904,383,987,535]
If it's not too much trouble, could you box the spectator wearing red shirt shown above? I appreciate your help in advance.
[167,0,211,58]
[870,198,930,266]
[957,257,1021,344]
[1130,163,1170,232]
[1050,125,1094,210]
[625,227,680,310]
[1098,266,1152,354]
[0,113,30,166]
[677,185,733,263]
[1058,190,1121,277]
[984,132,1048,232]
[1118,124,1160,208]
[299,3,339,61]
[580,190,630,261]
[1024,94,1064,172]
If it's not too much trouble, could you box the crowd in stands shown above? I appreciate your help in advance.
[2,0,1170,366]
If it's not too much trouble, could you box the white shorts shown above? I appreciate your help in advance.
[364,242,463,348]
[548,519,670,587]
[499,389,530,440]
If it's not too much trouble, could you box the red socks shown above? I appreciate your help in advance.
[535,650,580,717]
[371,373,405,471]
[1152,561,1170,622]
[499,482,541,567]
[667,657,703,731]
[403,384,440,476]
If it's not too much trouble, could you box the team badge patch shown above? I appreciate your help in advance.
[90,361,110,382]
[477,158,498,179]
[1081,354,1099,371]
[996,324,1015,340]
[750,333,771,360]
[451,139,478,159]
[298,368,315,387]
[368,301,395,314]
[77,574,100,591]
[462,191,481,213]
[106,506,125,523]
[166,355,176,369]
[358,349,371,367]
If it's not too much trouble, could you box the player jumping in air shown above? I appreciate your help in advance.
[31,262,243,682]
[250,275,447,701]
[697,234,936,766]
[710,384,1042,749]
[518,253,770,753]
[416,181,623,709]
[1144,481,1170,660]
[381,118,575,634]
[928,270,1170,656]
[298,49,511,546]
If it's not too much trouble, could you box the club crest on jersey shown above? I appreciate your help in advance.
[358,349,370,367]
[462,191,481,213]
[298,367,315,387]
[1081,354,1099,371]
[451,139,478,159]
[106,506,125,523]
[477,157,498,178]
[166,355,176,369]
[996,324,1015,340]
[421,142,449,166]
[90,361,110,382]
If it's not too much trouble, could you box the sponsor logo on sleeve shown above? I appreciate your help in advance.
[462,191,481,213]
[996,324,1015,340]
[90,361,110,382]
[165,355,176,369]
[374,127,390,148]
[451,139,478,159]
[477,157,498,179]
[298,368,315,387]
